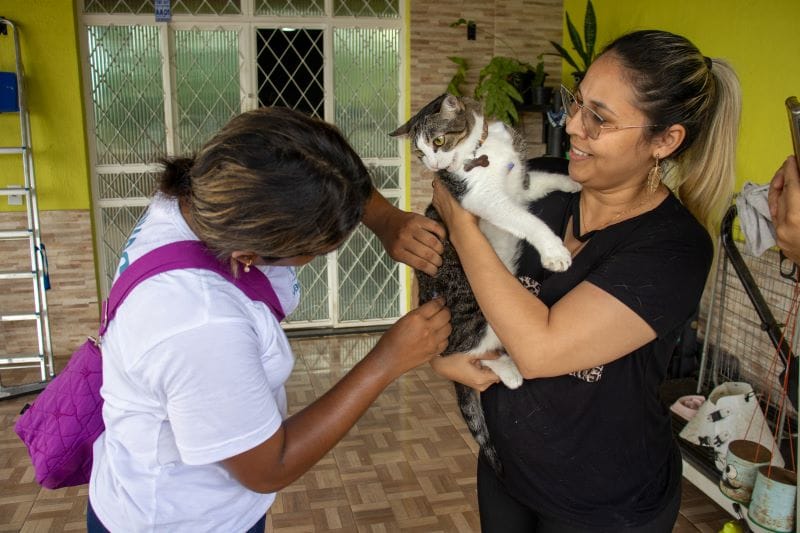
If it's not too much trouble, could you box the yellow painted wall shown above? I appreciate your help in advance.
[562,0,800,190]
[0,0,90,211]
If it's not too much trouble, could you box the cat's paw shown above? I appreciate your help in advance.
[482,354,524,390]
[499,368,524,389]
[540,242,572,272]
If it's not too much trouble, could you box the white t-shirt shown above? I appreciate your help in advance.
[89,194,301,532]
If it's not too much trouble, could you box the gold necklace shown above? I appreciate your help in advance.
[580,185,655,234]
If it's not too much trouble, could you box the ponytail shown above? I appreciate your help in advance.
[159,156,195,199]
[671,59,741,235]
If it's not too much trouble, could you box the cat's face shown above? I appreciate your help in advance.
[390,94,479,171]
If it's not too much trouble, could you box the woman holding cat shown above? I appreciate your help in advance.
[430,30,741,532]
[86,106,451,532]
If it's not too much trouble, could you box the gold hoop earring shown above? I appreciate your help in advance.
[647,154,662,194]
[243,258,253,273]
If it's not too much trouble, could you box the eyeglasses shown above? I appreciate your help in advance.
[560,85,661,140]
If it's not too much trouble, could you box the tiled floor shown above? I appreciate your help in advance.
[1,333,734,532]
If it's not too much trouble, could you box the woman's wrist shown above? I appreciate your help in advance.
[361,188,393,237]
[429,352,464,380]
[429,354,446,377]
[359,345,401,387]
[447,217,480,250]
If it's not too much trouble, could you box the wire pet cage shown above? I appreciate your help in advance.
[698,205,798,447]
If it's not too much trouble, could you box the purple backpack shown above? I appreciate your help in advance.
[14,240,284,489]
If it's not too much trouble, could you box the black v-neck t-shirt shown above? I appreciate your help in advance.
[481,190,713,528]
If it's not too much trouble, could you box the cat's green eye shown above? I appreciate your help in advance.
[432,136,445,147]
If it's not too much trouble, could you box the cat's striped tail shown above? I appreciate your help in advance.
[454,382,503,477]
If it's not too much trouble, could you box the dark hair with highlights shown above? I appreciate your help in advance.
[600,30,741,235]
[159,107,373,261]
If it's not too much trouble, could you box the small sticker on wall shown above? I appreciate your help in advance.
[155,0,171,22]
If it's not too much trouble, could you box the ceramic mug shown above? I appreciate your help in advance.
[748,465,797,533]
[719,439,772,503]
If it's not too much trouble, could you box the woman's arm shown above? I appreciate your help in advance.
[362,188,446,276]
[431,179,655,379]
[222,298,450,493]
[430,352,501,391]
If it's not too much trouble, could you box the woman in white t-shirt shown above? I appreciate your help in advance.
[87,107,451,533]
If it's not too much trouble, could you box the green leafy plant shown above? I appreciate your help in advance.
[447,19,544,125]
[530,58,548,87]
[447,55,530,125]
[475,56,530,125]
[446,56,469,96]
[548,0,597,83]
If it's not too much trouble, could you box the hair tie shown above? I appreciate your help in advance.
[704,56,713,70]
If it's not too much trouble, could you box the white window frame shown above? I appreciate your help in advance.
[77,1,409,329]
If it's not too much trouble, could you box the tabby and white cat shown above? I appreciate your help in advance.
[390,94,579,475]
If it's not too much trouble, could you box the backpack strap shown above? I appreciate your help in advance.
[99,240,285,336]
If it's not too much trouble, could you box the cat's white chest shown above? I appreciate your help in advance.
[479,220,521,270]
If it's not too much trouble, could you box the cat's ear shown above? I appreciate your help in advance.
[463,97,483,114]
[440,94,464,118]
[389,120,411,138]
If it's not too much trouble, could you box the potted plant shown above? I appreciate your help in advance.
[474,56,533,125]
[447,19,549,124]
[508,58,546,108]
[547,0,597,85]
[525,57,552,108]
[446,56,468,97]
[447,55,531,125]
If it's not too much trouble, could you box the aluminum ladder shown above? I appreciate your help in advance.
[0,17,54,399]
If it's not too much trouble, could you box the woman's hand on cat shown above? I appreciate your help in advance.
[362,189,445,276]
[371,298,452,378]
[380,210,446,276]
[431,177,479,232]
[430,352,501,392]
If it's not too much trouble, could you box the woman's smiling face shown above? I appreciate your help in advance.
[565,54,661,193]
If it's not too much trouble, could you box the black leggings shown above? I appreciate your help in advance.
[477,457,680,533]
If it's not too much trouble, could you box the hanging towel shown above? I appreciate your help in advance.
[735,182,776,257]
